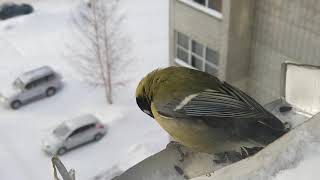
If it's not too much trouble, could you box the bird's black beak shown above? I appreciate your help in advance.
[136,97,154,118]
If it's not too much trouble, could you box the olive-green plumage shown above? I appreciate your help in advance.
[136,66,287,154]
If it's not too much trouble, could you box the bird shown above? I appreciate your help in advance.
[135,66,289,162]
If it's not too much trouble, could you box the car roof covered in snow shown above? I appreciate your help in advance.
[65,114,100,129]
[19,66,55,84]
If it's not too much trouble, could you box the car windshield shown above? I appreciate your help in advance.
[13,78,24,89]
[53,124,70,138]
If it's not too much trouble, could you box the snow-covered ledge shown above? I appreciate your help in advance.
[177,0,223,20]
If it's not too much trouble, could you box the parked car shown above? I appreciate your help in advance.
[0,66,63,109]
[42,114,107,155]
[0,3,33,20]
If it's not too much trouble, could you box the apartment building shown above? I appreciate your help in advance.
[169,0,320,106]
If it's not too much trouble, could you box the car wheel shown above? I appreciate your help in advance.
[10,100,22,110]
[57,147,67,156]
[94,133,103,141]
[46,87,56,97]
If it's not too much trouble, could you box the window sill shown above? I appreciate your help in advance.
[175,58,196,69]
[177,0,223,20]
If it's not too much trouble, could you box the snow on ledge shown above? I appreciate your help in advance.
[177,0,223,20]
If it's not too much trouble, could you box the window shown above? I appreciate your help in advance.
[29,74,55,87]
[25,82,36,90]
[27,79,42,88]
[177,48,188,62]
[205,63,218,75]
[34,78,46,86]
[69,128,81,138]
[192,40,203,56]
[177,32,190,64]
[193,0,205,6]
[177,32,189,49]
[45,74,55,81]
[193,0,222,12]
[175,31,219,76]
[69,124,95,138]
[208,0,222,12]
[206,47,219,65]
[191,56,202,69]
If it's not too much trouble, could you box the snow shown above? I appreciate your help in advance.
[271,135,320,180]
[0,0,169,180]
[274,149,320,180]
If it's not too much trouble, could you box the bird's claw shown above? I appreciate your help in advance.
[174,165,189,179]
[177,146,189,162]
[240,146,263,158]
[214,151,242,164]
[167,141,188,162]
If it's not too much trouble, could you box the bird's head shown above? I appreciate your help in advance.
[135,70,160,118]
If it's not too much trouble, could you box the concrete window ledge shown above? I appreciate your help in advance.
[176,0,223,20]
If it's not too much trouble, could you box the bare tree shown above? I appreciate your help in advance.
[70,0,131,104]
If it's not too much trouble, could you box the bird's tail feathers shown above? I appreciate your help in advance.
[249,116,288,145]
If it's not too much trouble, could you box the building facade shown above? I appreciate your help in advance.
[169,0,320,105]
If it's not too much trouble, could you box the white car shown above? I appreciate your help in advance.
[0,66,63,109]
[42,114,107,155]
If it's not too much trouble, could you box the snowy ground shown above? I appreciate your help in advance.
[0,0,169,179]
[1,1,320,180]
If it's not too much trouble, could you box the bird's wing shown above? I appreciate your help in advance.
[181,82,269,119]
[157,82,283,130]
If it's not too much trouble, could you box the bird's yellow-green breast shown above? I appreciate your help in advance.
[150,102,244,153]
